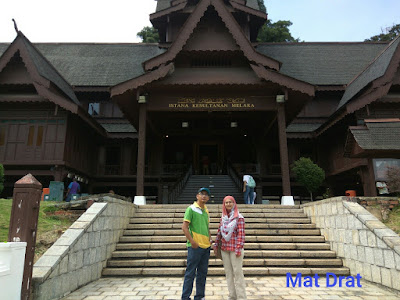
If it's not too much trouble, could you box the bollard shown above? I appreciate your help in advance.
[8,174,42,300]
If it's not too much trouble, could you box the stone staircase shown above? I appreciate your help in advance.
[102,204,350,277]
[175,175,242,204]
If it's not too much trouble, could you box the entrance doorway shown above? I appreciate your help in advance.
[194,142,224,175]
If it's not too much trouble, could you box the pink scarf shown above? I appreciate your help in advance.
[220,196,242,242]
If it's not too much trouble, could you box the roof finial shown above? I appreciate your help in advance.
[12,18,19,33]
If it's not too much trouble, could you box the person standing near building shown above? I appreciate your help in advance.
[181,187,212,300]
[65,178,80,202]
[213,195,246,299]
[243,174,255,204]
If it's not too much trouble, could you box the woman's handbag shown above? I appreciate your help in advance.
[214,240,222,259]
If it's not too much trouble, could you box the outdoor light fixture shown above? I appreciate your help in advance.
[276,94,285,103]
[138,95,147,103]
[67,173,73,178]
[165,135,169,138]
[182,122,189,128]
[244,134,247,137]
[230,121,238,128]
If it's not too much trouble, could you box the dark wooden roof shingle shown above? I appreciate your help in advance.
[256,43,388,85]
[337,37,400,109]
[350,122,400,150]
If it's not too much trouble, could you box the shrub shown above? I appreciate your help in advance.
[0,164,4,195]
[291,157,325,201]
[386,166,400,195]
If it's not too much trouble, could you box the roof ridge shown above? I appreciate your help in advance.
[346,35,400,87]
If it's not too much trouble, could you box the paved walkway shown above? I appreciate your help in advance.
[62,276,400,300]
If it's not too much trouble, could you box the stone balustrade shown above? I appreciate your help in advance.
[302,197,400,291]
[31,195,135,300]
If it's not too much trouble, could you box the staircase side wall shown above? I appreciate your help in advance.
[31,196,136,300]
[302,197,400,291]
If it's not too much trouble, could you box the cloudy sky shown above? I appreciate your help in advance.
[0,0,399,43]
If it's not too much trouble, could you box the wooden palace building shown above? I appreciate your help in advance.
[1,0,400,202]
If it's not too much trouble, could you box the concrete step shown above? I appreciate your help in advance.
[136,208,305,213]
[102,267,350,277]
[129,217,311,224]
[132,212,307,218]
[119,235,326,243]
[123,229,321,236]
[115,243,331,251]
[126,223,317,230]
[104,204,350,277]
[107,258,343,267]
[111,250,337,259]
[136,204,301,209]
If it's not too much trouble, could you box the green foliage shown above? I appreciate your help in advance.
[386,166,400,195]
[384,206,400,235]
[0,199,73,243]
[0,198,12,241]
[365,24,400,42]
[291,157,325,200]
[257,19,300,43]
[257,0,266,13]
[137,26,160,43]
[0,164,4,195]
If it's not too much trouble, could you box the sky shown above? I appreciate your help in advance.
[0,0,399,43]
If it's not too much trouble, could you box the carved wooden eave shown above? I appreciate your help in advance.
[316,37,400,137]
[145,0,280,72]
[151,0,267,22]
[315,85,346,92]
[0,33,77,113]
[150,2,187,21]
[111,63,174,97]
[0,32,107,137]
[250,64,315,96]
[229,1,267,19]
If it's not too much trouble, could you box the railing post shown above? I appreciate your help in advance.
[8,174,42,300]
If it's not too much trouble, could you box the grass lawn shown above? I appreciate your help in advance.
[384,206,400,235]
[0,198,77,261]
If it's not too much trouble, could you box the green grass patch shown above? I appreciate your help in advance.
[384,205,400,235]
[0,198,12,241]
[0,198,77,261]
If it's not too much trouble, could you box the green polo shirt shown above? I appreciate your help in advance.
[183,202,210,249]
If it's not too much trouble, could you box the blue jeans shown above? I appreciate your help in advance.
[244,187,254,204]
[182,247,211,300]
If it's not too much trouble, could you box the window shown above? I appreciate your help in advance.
[36,126,44,146]
[27,126,35,146]
[0,127,5,146]
[88,103,100,116]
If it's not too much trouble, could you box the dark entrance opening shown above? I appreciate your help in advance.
[194,142,224,175]
[199,144,218,174]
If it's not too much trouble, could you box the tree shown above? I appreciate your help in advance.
[291,157,325,201]
[257,0,266,13]
[365,24,400,42]
[386,166,400,195]
[137,26,160,43]
[0,164,4,195]
[257,19,300,43]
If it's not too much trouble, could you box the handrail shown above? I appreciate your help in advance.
[227,162,242,192]
[168,164,193,204]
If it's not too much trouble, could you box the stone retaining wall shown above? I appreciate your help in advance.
[32,195,135,300]
[302,197,400,291]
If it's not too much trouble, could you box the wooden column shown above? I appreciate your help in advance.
[277,103,292,196]
[366,159,377,196]
[8,174,42,300]
[136,103,147,196]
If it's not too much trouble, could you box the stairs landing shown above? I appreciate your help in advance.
[175,175,242,204]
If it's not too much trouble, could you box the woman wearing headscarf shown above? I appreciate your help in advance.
[213,195,246,300]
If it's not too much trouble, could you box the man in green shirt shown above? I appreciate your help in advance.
[181,187,212,300]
